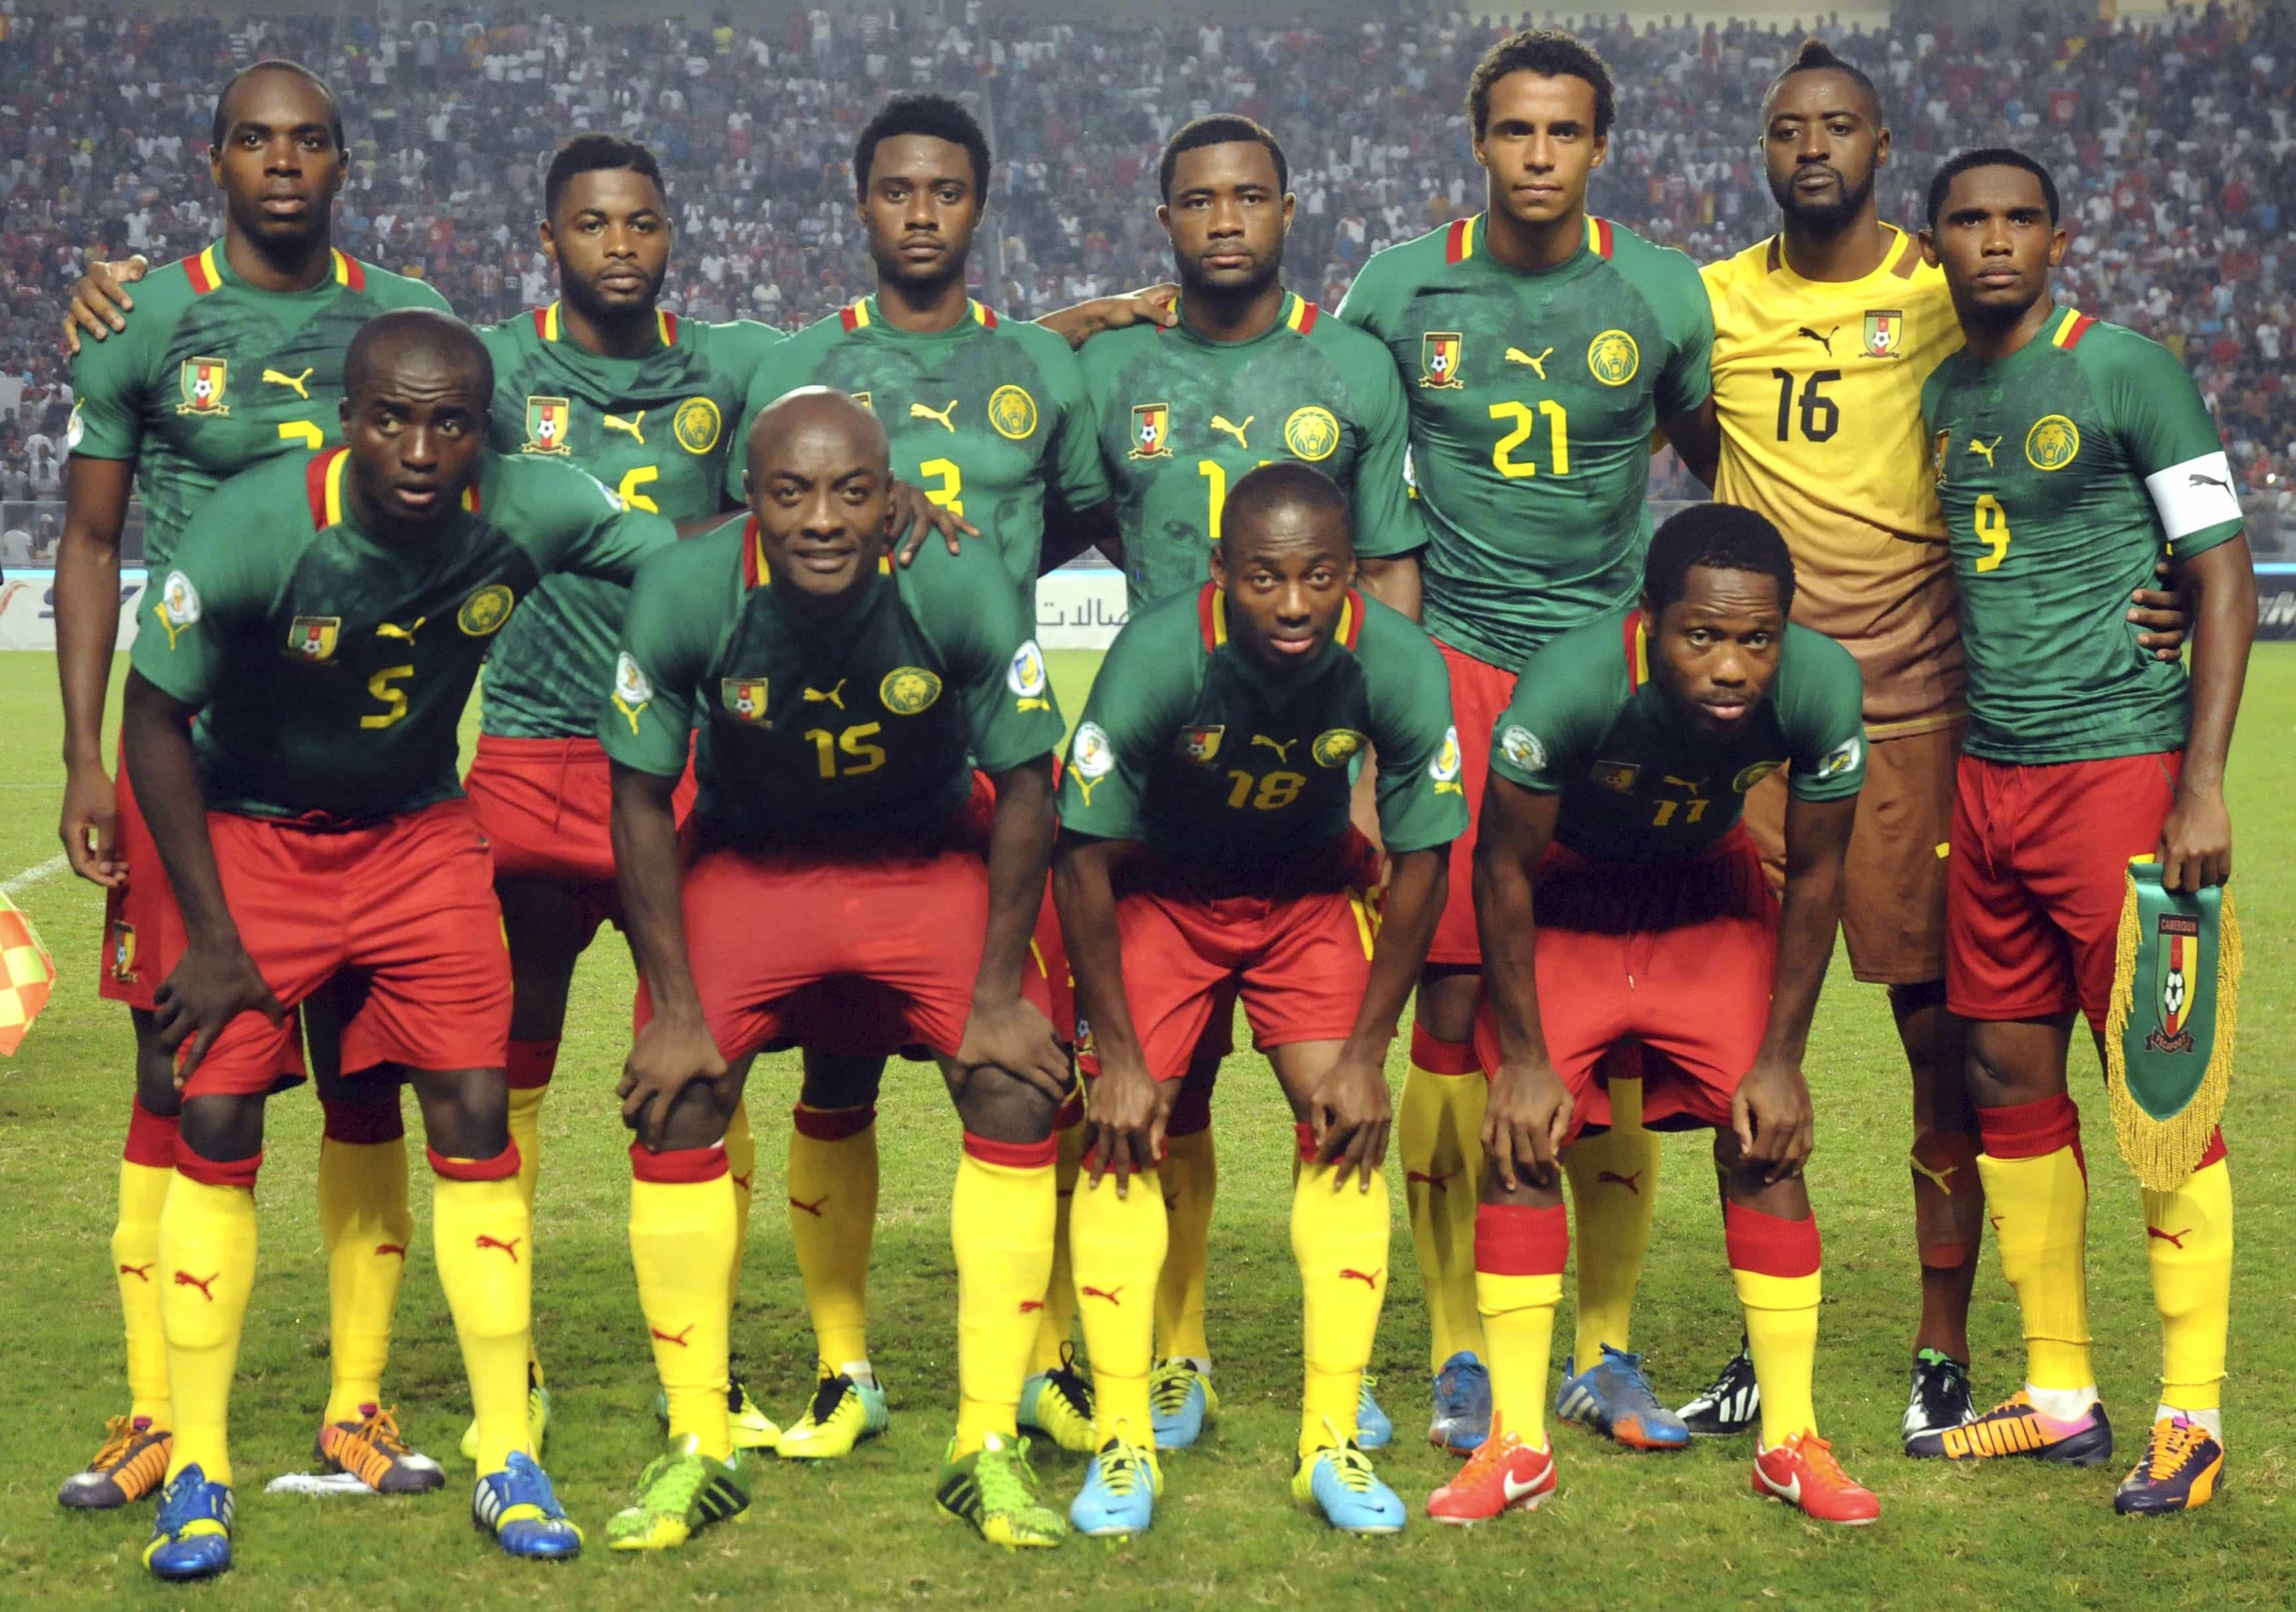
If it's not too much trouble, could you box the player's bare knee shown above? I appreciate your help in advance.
[800,1051,886,1112]
[643,1078,734,1153]
[950,1062,1056,1144]
[1478,1160,1564,1209]
[1962,1030,2057,1111]
[178,1093,265,1163]
[408,1067,511,1160]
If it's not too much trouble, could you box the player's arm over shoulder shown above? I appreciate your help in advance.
[2082,324,2245,558]
[491,452,678,581]
[1779,625,1868,800]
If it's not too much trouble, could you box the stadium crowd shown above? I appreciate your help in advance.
[2,3,2294,546]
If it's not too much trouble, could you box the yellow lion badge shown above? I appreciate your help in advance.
[880,666,944,715]
[674,397,722,456]
[457,584,515,637]
[2025,414,2080,472]
[989,384,1039,441]
[1284,406,1341,463]
[1311,728,1366,769]
[1587,330,1640,387]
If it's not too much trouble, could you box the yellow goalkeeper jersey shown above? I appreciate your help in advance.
[1704,225,1964,737]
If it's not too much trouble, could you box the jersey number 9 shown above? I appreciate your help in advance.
[1972,494,2013,573]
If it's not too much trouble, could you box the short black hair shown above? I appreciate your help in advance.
[853,93,991,204]
[544,133,668,223]
[1158,114,1288,202]
[1643,503,1796,620]
[1218,462,1352,561]
[343,308,494,401]
[1926,147,2060,230]
[1763,36,1883,125]
[210,60,346,152]
[1466,28,1616,141]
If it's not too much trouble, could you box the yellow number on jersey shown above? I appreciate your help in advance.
[277,420,325,451]
[617,465,661,513]
[1224,769,1306,810]
[1650,797,1710,827]
[804,721,888,778]
[361,664,413,730]
[1198,458,1276,540]
[1974,493,2013,573]
[919,457,964,519]
[1488,400,1570,479]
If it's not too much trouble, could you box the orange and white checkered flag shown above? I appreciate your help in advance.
[0,889,57,1056]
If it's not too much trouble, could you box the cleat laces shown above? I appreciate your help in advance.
[86,1416,138,1471]
[2147,1419,2205,1482]
[1149,1361,1199,1417]
[1787,1432,1851,1485]
[976,1438,1050,1514]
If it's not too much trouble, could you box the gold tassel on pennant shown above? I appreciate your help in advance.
[2104,859,2240,1190]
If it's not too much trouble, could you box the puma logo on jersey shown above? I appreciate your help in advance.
[174,1270,220,1301]
[1968,436,2002,467]
[474,1233,522,1262]
[603,410,647,444]
[1661,775,1706,796]
[1797,325,1838,354]
[2147,1225,2193,1250]
[2188,471,2232,493]
[1251,734,1297,762]
[376,617,425,644]
[789,1194,829,1218]
[1597,1169,1643,1195]
[1504,345,1555,377]
[650,1324,694,1348]
[262,366,315,399]
[118,1261,155,1282]
[911,399,960,432]
[802,681,847,710]
[1210,413,1253,448]
[1338,1267,1383,1290]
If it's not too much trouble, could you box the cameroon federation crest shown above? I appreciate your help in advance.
[286,615,340,662]
[111,922,137,983]
[1864,309,1904,357]
[1284,406,1341,463]
[879,665,943,715]
[1932,428,1952,485]
[523,396,572,455]
[989,384,1039,441]
[2104,860,2242,1190]
[2025,414,2081,472]
[1312,728,1366,769]
[851,391,874,412]
[1177,724,1224,764]
[458,584,515,637]
[674,396,723,456]
[177,356,229,416]
[1130,402,1172,459]
[1587,330,1639,387]
[721,678,769,722]
[1591,759,1640,793]
[1420,332,1464,389]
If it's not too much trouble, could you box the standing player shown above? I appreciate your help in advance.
[1072,114,1421,1450]
[1336,29,1712,1453]
[1673,39,2192,1448]
[121,309,676,1577]
[1435,504,1879,1527]
[602,389,1073,1550]
[53,60,454,1511]
[1914,150,2252,1515]
[1052,464,1460,1537]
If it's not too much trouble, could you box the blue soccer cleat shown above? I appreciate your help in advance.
[1069,1430,1161,1537]
[473,1452,584,1560]
[1355,1375,1393,1450]
[1293,1426,1407,1536]
[144,1465,233,1581]
[1149,1357,1218,1450]
[1556,1344,1690,1450]
[1428,1350,1492,1456]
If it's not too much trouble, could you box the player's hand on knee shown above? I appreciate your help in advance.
[153,940,284,1084]
[1309,1050,1393,1192]
[956,995,1070,1104]
[1482,1057,1570,1192]
[1733,1057,1815,1182]
[57,759,123,887]
[1082,1050,1166,1194]
[59,255,146,354]
[2159,786,2232,893]
[619,1013,728,1151]
[887,477,978,565]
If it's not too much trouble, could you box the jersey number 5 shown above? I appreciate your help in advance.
[361,664,413,729]
[1488,401,1570,479]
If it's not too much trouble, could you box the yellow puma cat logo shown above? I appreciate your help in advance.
[1210,414,1253,448]
[1967,436,2002,467]
[802,680,848,710]
[1504,346,1554,378]
[910,400,960,432]
[376,617,426,644]
[262,367,314,399]
[603,411,646,444]
[1251,734,1297,762]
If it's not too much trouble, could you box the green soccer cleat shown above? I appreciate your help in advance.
[935,1432,1067,1550]
[1019,1344,1098,1455]
[777,1367,889,1460]
[606,1439,750,1552]
[653,1372,785,1452]
[462,1364,550,1463]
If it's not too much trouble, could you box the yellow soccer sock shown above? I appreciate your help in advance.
[1070,1166,1165,1444]
[430,1147,534,1475]
[789,1101,878,1370]
[316,1101,413,1426]
[1976,1096,2094,1394]
[1031,1097,1086,1375]
[1154,1118,1216,1367]
[2145,1136,2232,1415]
[504,1089,546,1213]
[116,1102,178,1429]
[1726,1201,1823,1446]
[630,1144,737,1461]
[952,1133,1057,1456]
[1292,1127,1391,1456]
[1561,1081,1658,1365]
[1400,1028,1486,1373]
[723,1099,756,1303]
[160,1158,261,1485]
[1475,1202,1568,1449]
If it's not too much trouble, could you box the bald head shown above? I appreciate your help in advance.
[745,389,897,607]
[1218,461,1353,566]
[344,308,493,404]
[746,387,890,482]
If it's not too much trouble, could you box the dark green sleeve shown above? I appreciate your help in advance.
[1487,635,1616,794]
[66,300,162,461]
[911,545,1066,773]
[1360,607,1466,851]
[1648,249,1714,418]
[511,458,680,583]
[1055,605,1197,842]
[1345,338,1425,560]
[1333,255,1393,342]
[1780,628,1868,802]
[716,318,791,395]
[1037,334,1112,513]
[2089,330,2246,559]
[723,344,795,505]
[127,491,287,707]
[598,538,722,775]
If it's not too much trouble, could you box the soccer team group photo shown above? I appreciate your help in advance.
[0,2,2282,1602]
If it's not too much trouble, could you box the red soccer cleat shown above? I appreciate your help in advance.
[1426,1414,1557,1524]
[1752,1432,1880,1525]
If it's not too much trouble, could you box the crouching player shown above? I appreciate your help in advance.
[1051,464,1463,1537]
[1438,505,1881,1526]
[120,309,678,1577]
[602,388,1077,1550]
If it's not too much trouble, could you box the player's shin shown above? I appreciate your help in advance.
[1911,1127,1983,1355]
[630,1143,737,1461]
[160,1153,261,1485]
[1975,1094,2096,1403]
[1401,1025,1486,1372]
[117,1101,180,1430]
[1070,1164,1166,1442]
[952,1132,1058,1456]
[1153,1077,1216,1368]
[1293,1125,1390,1456]
[1726,1200,1823,1448]
[317,1097,413,1425]
[1033,1086,1086,1373]
[2144,1130,2232,1430]
[1475,1202,1568,1450]
[788,1101,879,1375]
[722,1097,755,1311]
[430,1143,533,1473]
[1561,1072,1658,1365]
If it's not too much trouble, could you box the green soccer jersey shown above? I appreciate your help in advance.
[1488,607,1867,865]
[1076,290,1421,609]
[129,446,676,822]
[476,304,786,740]
[725,296,1110,602]
[603,516,1064,852]
[1337,214,1713,670]
[1058,584,1466,879]
[67,244,452,569]
[1921,304,2246,765]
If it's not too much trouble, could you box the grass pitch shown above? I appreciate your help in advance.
[0,648,2289,1609]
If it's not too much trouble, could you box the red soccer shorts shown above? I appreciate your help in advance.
[1946,749,2182,1034]
[100,737,185,1013]
[464,734,698,939]
[1428,636,1517,967]
[1103,836,1381,1082]
[183,800,512,1099]
[1474,828,1777,1143]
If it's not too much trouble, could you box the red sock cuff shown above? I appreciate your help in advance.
[1166,1081,1212,1137]
[1474,1202,1569,1276]
[2196,1125,2227,1171]
[962,1131,1057,1170]
[123,1100,180,1168]
[792,1101,877,1142]
[1724,1201,1822,1279]
[630,1141,730,1184]
[1409,1024,1479,1076]
[427,1141,521,1182]
[1977,1093,2081,1160]
[1295,1121,1320,1162]
[321,1097,405,1146]
[505,1038,560,1091]
[176,1150,261,1190]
